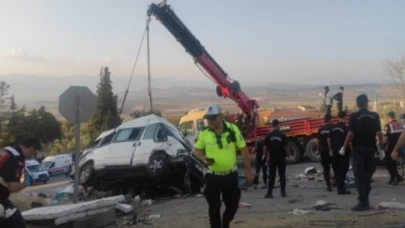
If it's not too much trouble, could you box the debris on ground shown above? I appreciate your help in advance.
[140,199,153,206]
[10,193,53,212]
[115,203,133,214]
[305,167,318,175]
[377,202,405,210]
[288,199,302,204]
[22,195,125,227]
[239,202,252,208]
[314,200,338,211]
[294,173,307,180]
[137,213,161,224]
[290,208,312,215]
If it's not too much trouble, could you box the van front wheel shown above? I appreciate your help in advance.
[147,152,170,179]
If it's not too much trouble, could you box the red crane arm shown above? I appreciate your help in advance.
[147,1,260,136]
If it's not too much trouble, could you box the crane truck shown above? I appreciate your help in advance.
[147,1,344,163]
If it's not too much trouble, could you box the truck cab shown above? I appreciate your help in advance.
[178,109,206,145]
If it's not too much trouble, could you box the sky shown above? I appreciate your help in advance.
[1,0,405,86]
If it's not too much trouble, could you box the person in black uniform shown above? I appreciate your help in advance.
[328,111,351,195]
[0,137,41,228]
[252,139,267,187]
[383,111,404,185]
[264,119,291,198]
[340,94,384,211]
[317,114,336,192]
[333,86,344,114]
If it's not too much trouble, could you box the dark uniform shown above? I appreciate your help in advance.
[253,140,267,186]
[384,119,404,184]
[264,128,288,198]
[0,146,27,228]
[318,120,337,191]
[329,121,350,194]
[195,121,245,228]
[333,90,343,114]
[348,95,381,210]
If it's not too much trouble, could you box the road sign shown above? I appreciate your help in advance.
[59,86,97,123]
[58,86,97,204]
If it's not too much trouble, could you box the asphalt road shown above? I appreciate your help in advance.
[133,162,405,228]
[22,173,72,195]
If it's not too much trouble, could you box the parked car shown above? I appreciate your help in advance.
[74,114,203,194]
[42,154,72,177]
[23,159,50,184]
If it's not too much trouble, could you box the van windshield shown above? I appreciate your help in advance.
[42,162,52,169]
[27,165,45,172]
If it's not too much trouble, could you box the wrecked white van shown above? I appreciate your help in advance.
[76,114,195,192]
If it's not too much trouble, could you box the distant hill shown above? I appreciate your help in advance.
[0,74,393,119]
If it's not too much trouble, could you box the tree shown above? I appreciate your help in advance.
[88,67,121,139]
[0,81,10,109]
[383,56,405,107]
[9,95,17,111]
[130,109,162,119]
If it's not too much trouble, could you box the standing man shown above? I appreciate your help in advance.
[252,139,267,188]
[193,104,253,228]
[328,111,351,195]
[333,86,344,114]
[263,119,291,198]
[324,86,333,116]
[383,112,404,185]
[0,137,41,228]
[340,94,384,211]
[317,114,336,191]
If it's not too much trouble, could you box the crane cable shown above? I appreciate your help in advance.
[119,26,148,116]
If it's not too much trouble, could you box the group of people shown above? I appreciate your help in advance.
[324,86,344,115]
[193,93,405,228]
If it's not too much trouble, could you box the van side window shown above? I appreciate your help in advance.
[143,123,159,140]
[114,128,144,142]
[179,121,194,135]
[50,162,55,169]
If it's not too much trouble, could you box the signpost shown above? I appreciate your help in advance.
[59,86,97,203]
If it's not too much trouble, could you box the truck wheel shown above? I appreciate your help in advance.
[305,138,321,162]
[286,140,302,164]
[79,163,95,186]
[147,152,170,179]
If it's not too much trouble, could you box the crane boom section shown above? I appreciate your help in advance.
[147,3,260,126]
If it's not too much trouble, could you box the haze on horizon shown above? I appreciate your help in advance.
[1,0,405,92]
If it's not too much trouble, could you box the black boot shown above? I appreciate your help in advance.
[388,177,394,185]
[327,185,332,192]
[337,188,351,195]
[351,197,370,211]
[264,191,273,198]
[281,189,287,198]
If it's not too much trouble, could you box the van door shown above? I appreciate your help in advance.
[132,120,164,166]
[104,127,145,166]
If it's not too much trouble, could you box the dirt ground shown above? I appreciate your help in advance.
[132,162,405,228]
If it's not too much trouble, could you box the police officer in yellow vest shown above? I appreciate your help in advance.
[193,104,253,228]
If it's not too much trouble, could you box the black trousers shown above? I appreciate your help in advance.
[335,154,350,190]
[326,105,332,116]
[0,200,26,228]
[267,158,286,192]
[384,150,401,180]
[352,146,376,204]
[320,151,338,187]
[254,154,267,185]
[204,171,241,228]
